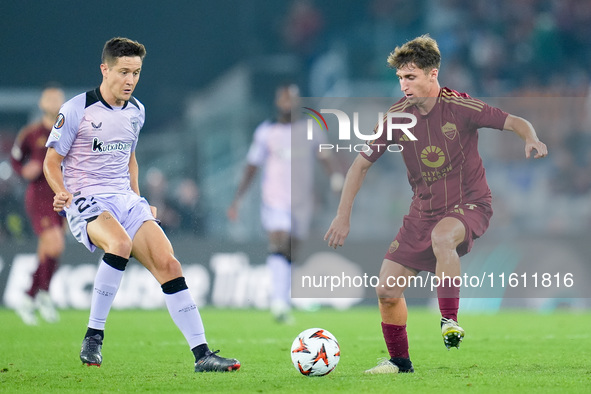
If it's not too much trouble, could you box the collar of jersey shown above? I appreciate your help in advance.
[95,87,129,110]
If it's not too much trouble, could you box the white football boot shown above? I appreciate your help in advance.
[441,317,465,349]
[36,290,60,323]
[15,294,38,326]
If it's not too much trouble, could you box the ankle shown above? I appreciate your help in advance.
[390,357,413,372]
[192,343,210,361]
[85,327,104,340]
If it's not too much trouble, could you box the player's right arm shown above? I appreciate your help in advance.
[43,93,85,213]
[324,154,374,249]
[10,126,43,181]
[43,147,72,212]
[227,164,258,221]
[227,122,268,221]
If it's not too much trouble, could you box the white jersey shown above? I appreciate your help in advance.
[246,119,324,213]
[247,120,292,212]
[46,88,145,197]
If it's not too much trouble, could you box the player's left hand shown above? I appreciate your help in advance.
[525,139,548,159]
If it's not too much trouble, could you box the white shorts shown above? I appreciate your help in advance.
[261,204,312,240]
[64,192,155,252]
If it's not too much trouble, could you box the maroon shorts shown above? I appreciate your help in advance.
[25,184,63,236]
[384,202,493,273]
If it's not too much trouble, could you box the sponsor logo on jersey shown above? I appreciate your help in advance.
[91,137,132,153]
[441,122,457,140]
[50,130,61,140]
[91,121,102,129]
[420,145,446,168]
[54,113,65,129]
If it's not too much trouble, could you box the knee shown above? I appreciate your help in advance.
[156,254,183,279]
[45,240,64,258]
[377,296,404,308]
[269,239,291,262]
[40,229,65,258]
[376,279,404,300]
[431,229,458,256]
[109,237,133,258]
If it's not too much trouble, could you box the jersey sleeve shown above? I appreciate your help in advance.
[246,121,269,167]
[359,117,395,163]
[45,94,85,156]
[466,96,508,131]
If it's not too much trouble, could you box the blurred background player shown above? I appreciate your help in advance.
[228,83,343,323]
[10,84,66,325]
[325,35,548,374]
[44,37,239,372]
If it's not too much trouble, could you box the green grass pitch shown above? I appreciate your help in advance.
[1,307,590,392]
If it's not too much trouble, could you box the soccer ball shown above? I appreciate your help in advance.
[290,328,340,376]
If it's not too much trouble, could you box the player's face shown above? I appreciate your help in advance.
[396,63,438,105]
[39,88,65,118]
[275,85,300,120]
[100,56,142,106]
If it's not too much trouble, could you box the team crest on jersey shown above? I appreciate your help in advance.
[130,117,140,134]
[388,240,399,254]
[441,122,457,140]
[54,113,65,129]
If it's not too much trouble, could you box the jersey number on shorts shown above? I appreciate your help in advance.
[75,196,98,213]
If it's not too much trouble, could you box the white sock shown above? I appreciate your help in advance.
[88,260,124,330]
[164,289,206,349]
[267,253,291,314]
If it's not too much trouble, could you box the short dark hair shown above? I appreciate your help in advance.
[387,34,441,72]
[102,37,146,65]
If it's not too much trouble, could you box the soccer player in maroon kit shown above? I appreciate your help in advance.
[10,85,66,325]
[324,35,548,374]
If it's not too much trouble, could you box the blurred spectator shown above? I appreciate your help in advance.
[281,0,324,59]
[171,178,205,236]
[144,167,181,233]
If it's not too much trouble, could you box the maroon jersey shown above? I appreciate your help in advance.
[11,121,62,234]
[361,87,508,217]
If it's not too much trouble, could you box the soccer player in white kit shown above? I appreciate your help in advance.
[228,84,342,323]
[43,37,240,372]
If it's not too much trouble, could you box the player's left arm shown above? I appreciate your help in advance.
[503,114,548,159]
[129,151,158,218]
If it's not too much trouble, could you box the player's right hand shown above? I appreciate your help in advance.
[53,191,72,212]
[324,215,350,249]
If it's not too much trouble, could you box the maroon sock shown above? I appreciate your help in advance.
[27,263,43,298]
[437,277,459,321]
[381,322,409,359]
[38,257,59,291]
